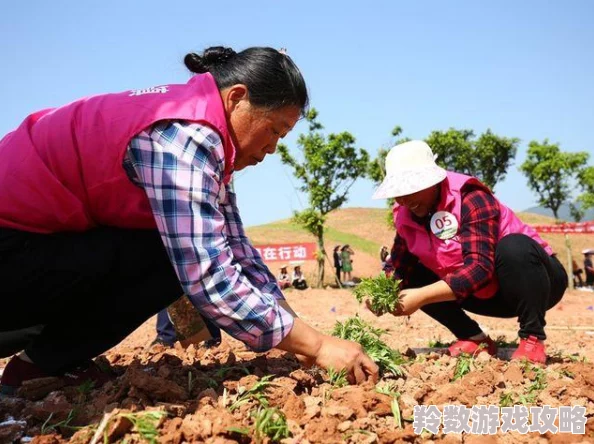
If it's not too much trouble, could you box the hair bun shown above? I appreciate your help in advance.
[202,46,237,66]
[183,47,236,74]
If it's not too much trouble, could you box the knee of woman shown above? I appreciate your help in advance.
[496,234,534,264]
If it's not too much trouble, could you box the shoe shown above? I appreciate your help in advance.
[150,337,175,348]
[448,335,497,357]
[1,356,113,396]
[511,336,546,364]
[202,338,222,349]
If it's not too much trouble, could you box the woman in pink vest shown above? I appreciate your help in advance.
[368,140,568,364]
[0,46,378,394]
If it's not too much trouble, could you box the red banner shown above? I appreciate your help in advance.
[533,221,594,234]
[254,243,317,262]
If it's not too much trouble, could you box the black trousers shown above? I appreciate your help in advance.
[412,234,568,340]
[0,227,183,373]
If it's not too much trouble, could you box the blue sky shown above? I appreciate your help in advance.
[1,1,592,226]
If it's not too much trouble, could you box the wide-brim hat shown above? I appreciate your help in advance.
[372,140,447,199]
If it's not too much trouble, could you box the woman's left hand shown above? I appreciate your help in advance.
[392,288,426,316]
[365,287,426,317]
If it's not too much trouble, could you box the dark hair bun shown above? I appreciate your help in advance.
[184,47,236,74]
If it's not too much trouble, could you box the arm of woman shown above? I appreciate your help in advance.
[128,121,378,383]
[127,121,292,352]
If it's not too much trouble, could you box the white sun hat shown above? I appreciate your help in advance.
[372,140,447,199]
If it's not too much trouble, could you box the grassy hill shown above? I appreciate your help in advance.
[246,207,592,283]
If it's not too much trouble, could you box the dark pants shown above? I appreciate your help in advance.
[335,267,341,283]
[413,234,567,340]
[156,308,221,344]
[0,227,183,374]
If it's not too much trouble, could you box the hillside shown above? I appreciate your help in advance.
[246,207,593,284]
[523,203,594,222]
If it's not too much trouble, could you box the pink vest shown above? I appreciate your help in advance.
[394,172,553,298]
[0,74,235,233]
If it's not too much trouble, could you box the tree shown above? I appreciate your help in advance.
[577,165,594,212]
[277,109,369,287]
[425,128,519,190]
[368,126,409,227]
[519,140,589,220]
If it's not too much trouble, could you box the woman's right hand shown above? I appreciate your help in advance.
[277,318,379,384]
[313,335,379,384]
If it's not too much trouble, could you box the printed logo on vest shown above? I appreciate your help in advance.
[129,86,169,96]
[430,211,458,240]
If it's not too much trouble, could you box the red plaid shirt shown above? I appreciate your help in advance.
[390,184,500,301]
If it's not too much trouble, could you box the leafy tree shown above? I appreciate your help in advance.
[368,126,409,227]
[425,128,519,190]
[519,140,589,220]
[577,165,594,212]
[569,202,584,223]
[277,109,369,287]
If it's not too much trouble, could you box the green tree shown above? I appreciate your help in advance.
[519,140,589,220]
[367,126,410,227]
[277,109,369,287]
[425,128,519,190]
[577,165,594,211]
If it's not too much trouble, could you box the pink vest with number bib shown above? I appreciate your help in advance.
[394,171,553,298]
[0,73,235,233]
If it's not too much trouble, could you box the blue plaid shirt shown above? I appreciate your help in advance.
[125,121,294,351]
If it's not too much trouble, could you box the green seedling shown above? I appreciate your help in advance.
[499,392,515,407]
[226,426,250,435]
[428,338,450,348]
[391,398,403,428]
[525,366,547,394]
[550,351,585,363]
[353,273,401,314]
[343,429,374,440]
[376,382,402,428]
[375,381,399,396]
[327,367,348,388]
[452,353,474,381]
[214,365,251,379]
[332,315,406,376]
[493,335,519,348]
[117,411,167,444]
[41,409,78,434]
[229,375,273,412]
[252,406,291,443]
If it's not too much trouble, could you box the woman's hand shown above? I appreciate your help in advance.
[314,336,379,384]
[277,319,379,384]
[390,288,426,316]
[365,288,426,317]
[366,281,457,317]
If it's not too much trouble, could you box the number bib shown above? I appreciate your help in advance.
[430,211,459,240]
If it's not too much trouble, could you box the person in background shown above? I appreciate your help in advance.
[341,245,355,284]
[368,140,567,364]
[585,252,594,287]
[572,259,585,288]
[277,266,292,290]
[292,265,308,290]
[380,245,393,274]
[333,245,342,285]
[0,46,378,394]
